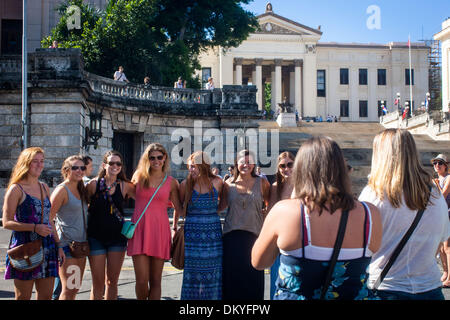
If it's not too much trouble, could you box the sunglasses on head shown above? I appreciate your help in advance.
[279,162,294,169]
[149,155,164,161]
[433,161,445,166]
[71,165,86,171]
[107,161,122,167]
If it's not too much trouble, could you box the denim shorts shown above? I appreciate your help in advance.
[62,245,73,260]
[88,237,127,256]
[372,287,445,300]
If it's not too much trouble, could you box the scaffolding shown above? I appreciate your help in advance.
[420,39,442,111]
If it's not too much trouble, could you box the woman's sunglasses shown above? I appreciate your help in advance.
[433,161,445,166]
[279,162,294,169]
[71,165,86,171]
[107,161,122,167]
[149,155,164,161]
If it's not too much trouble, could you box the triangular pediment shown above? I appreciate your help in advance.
[255,11,322,37]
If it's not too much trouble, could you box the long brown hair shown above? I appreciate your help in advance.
[292,136,355,215]
[368,129,433,210]
[97,150,130,182]
[276,151,295,201]
[183,151,216,216]
[8,147,44,188]
[61,155,89,203]
[132,143,170,188]
[231,149,258,183]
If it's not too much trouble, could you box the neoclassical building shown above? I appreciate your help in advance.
[198,3,430,121]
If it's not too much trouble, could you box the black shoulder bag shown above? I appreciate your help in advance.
[320,209,349,300]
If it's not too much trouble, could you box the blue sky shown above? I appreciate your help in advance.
[243,0,450,44]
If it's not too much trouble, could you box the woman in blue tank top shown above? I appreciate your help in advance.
[252,136,383,300]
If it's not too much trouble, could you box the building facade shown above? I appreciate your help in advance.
[198,3,430,121]
[434,18,450,113]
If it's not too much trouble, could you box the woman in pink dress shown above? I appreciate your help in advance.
[127,143,182,300]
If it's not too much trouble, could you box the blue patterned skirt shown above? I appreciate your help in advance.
[181,208,223,300]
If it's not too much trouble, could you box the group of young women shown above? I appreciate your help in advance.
[3,129,450,300]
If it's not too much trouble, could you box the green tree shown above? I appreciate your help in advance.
[42,0,258,87]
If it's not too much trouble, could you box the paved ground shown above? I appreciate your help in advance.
[0,227,448,301]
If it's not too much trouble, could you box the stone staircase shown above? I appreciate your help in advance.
[259,120,449,195]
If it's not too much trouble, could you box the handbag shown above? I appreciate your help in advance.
[63,199,90,259]
[170,224,185,270]
[7,183,45,272]
[121,174,168,239]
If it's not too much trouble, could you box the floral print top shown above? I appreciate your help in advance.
[274,203,376,300]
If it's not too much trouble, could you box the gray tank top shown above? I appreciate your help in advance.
[223,177,264,236]
[55,184,88,246]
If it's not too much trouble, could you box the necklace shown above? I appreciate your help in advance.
[236,179,253,209]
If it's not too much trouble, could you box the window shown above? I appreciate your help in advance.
[359,69,368,85]
[317,70,326,97]
[1,19,22,55]
[377,69,386,85]
[340,100,349,117]
[201,68,211,88]
[340,68,349,85]
[405,69,414,85]
[359,100,368,118]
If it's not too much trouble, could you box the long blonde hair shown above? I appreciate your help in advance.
[60,155,89,203]
[368,129,433,210]
[8,147,45,188]
[183,151,216,216]
[133,143,170,188]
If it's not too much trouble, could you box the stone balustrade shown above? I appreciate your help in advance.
[0,48,260,117]
[380,109,450,141]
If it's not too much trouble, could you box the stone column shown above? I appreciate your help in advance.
[255,58,263,110]
[289,65,295,105]
[234,57,243,85]
[294,59,303,116]
[271,65,276,111]
[274,59,283,109]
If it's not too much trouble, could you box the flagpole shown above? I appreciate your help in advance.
[408,35,413,115]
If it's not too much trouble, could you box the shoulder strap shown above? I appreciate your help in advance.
[320,209,349,300]
[372,207,426,290]
[134,174,168,227]
[361,202,369,257]
[38,183,45,224]
[372,186,431,290]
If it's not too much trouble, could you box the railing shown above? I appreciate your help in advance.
[85,72,214,106]
[0,55,22,73]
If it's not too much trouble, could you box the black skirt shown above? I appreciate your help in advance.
[222,230,264,300]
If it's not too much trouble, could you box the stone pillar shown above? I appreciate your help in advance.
[274,59,283,110]
[289,65,295,105]
[271,65,276,111]
[255,58,263,110]
[303,54,317,117]
[234,57,243,85]
[294,59,302,115]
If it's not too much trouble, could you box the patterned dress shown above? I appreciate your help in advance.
[5,185,58,280]
[181,188,222,300]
